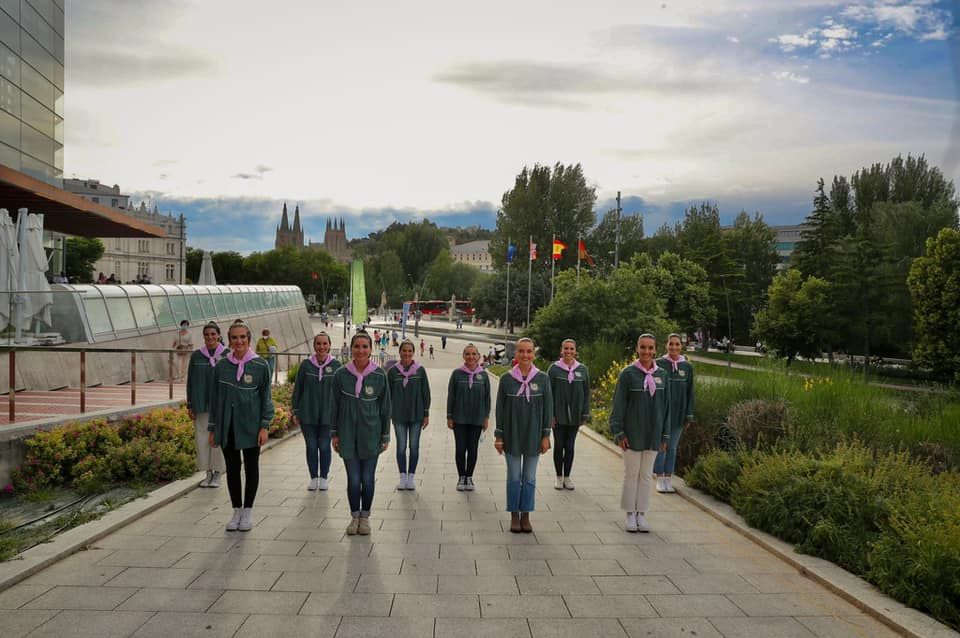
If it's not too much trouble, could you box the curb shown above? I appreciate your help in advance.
[0,427,301,592]
[578,425,958,638]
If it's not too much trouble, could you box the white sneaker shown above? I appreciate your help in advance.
[318,477,329,491]
[226,508,242,531]
[625,512,638,533]
[405,474,417,491]
[563,476,575,490]
[308,477,320,491]
[656,476,668,493]
[199,471,212,488]
[238,508,253,532]
[554,476,564,490]
[635,513,650,533]
[397,473,408,490]
[456,477,466,491]
[208,471,221,488]
[663,476,676,494]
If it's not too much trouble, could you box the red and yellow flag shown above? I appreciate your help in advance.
[552,239,567,260]
[577,239,595,266]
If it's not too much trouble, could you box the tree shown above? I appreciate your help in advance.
[490,163,596,271]
[645,222,680,260]
[587,209,644,270]
[211,251,244,283]
[470,268,549,328]
[724,212,778,343]
[908,228,960,383]
[752,269,834,365]
[64,237,105,283]
[630,252,716,336]
[185,246,203,283]
[676,202,735,339]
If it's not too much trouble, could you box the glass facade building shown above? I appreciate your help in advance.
[0,0,64,185]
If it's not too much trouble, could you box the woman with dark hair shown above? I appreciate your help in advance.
[332,331,391,535]
[208,322,275,532]
[609,333,669,533]
[388,339,430,491]
[495,337,552,533]
[446,343,491,491]
[654,333,695,494]
[187,322,227,488]
[547,338,590,491]
[172,319,193,381]
[292,332,342,491]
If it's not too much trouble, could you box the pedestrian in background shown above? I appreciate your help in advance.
[447,344,491,491]
[388,339,430,491]
[654,333,695,494]
[292,332,342,492]
[186,321,226,488]
[172,319,193,381]
[255,328,278,381]
[547,339,590,491]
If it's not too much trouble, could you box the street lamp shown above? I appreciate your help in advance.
[719,274,733,370]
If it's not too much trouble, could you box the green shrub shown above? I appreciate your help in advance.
[684,449,750,502]
[579,339,630,386]
[286,362,300,384]
[272,383,293,407]
[725,399,787,449]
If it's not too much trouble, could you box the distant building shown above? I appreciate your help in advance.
[63,179,186,283]
[273,202,352,263]
[772,224,809,269]
[451,240,492,272]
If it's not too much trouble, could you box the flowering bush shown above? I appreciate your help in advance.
[269,405,294,438]
[588,356,634,441]
[272,383,293,407]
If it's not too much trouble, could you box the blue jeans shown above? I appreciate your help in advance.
[653,423,685,475]
[301,423,331,479]
[343,456,379,515]
[393,421,422,474]
[505,453,539,513]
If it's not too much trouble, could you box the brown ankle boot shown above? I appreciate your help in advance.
[510,512,522,533]
[520,512,532,533]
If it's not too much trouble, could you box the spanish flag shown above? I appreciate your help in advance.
[577,239,595,266]
[552,239,567,260]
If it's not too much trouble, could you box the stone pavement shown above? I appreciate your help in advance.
[0,349,901,638]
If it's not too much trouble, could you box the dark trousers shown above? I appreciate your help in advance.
[552,425,579,477]
[221,427,260,508]
[343,456,379,514]
[453,423,482,478]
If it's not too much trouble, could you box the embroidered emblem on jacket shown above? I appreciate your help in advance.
[243,374,253,384]
[364,386,375,396]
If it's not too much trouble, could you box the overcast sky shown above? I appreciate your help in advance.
[62,0,959,252]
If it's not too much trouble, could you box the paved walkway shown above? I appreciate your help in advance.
[0,345,898,638]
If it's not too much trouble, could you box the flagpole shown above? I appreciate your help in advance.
[526,235,533,327]
[505,237,511,335]
[550,233,556,301]
[576,232,581,284]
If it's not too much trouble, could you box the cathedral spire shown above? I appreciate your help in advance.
[280,202,289,231]
[293,205,301,234]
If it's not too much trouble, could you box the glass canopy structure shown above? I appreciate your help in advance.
[43,284,305,344]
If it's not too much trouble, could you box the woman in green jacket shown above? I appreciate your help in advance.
[609,333,669,533]
[332,332,391,536]
[388,339,431,491]
[654,333,695,494]
[186,321,227,489]
[446,343,491,492]
[547,338,590,491]
[495,337,552,534]
[207,322,275,532]
[292,332,342,492]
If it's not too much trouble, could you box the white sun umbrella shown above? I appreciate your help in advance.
[14,211,52,333]
[198,250,217,285]
[0,208,18,331]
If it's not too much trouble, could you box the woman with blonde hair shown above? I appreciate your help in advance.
[446,343,491,491]
[388,339,431,491]
[186,321,227,488]
[654,333,695,494]
[547,338,590,490]
[292,332,342,491]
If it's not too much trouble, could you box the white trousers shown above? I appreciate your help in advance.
[621,449,658,513]
[194,412,225,472]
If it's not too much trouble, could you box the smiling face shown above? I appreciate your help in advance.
[462,345,479,369]
[399,342,415,365]
[228,325,250,358]
[516,339,535,368]
[314,334,331,358]
[667,335,683,359]
[351,334,372,367]
[202,327,220,350]
[636,336,656,366]
[560,340,577,364]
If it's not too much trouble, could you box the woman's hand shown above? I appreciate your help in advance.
[447,418,454,430]
[494,437,504,455]
[188,409,195,421]
[258,429,269,447]
[292,415,300,427]
[482,418,489,431]
[659,440,668,453]
[540,436,551,455]
[208,432,217,448]
[332,435,340,453]
[422,416,429,430]
[381,442,389,452]
[617,437,630,451]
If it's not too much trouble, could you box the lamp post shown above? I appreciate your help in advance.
[720,274,733,370]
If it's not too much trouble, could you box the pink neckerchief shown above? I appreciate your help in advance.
[459,363,482,388]
[554,358,580,383]
[395,360,421,387]
[665,354,687,373]
[227,349,258,382]
[199,343,226,367]
[510,364,540,402]
[633,359,658,396]
[345,360,378,397]
[309,353,334,382]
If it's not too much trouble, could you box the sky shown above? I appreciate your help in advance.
[63,0,959,253]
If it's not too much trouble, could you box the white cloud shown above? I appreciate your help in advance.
[821,24,857,40]
[770,33,817,51]
[841,1,952,40]
[772,70,811,84]
[727,35,741,43]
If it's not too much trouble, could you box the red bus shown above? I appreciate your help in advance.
[406,299,474,316]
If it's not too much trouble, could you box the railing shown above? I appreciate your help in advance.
[1,345,179,422]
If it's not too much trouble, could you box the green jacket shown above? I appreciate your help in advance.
[186,347,224,414]
[207,356,275,449]
[292,357,343,426]
[495,370,553,456]
[387,363,431,424]
[331,365,391,460]
[546,362,591,426]
[446,368,491,425]
[608,363,670,451]
[656,356,695,430]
